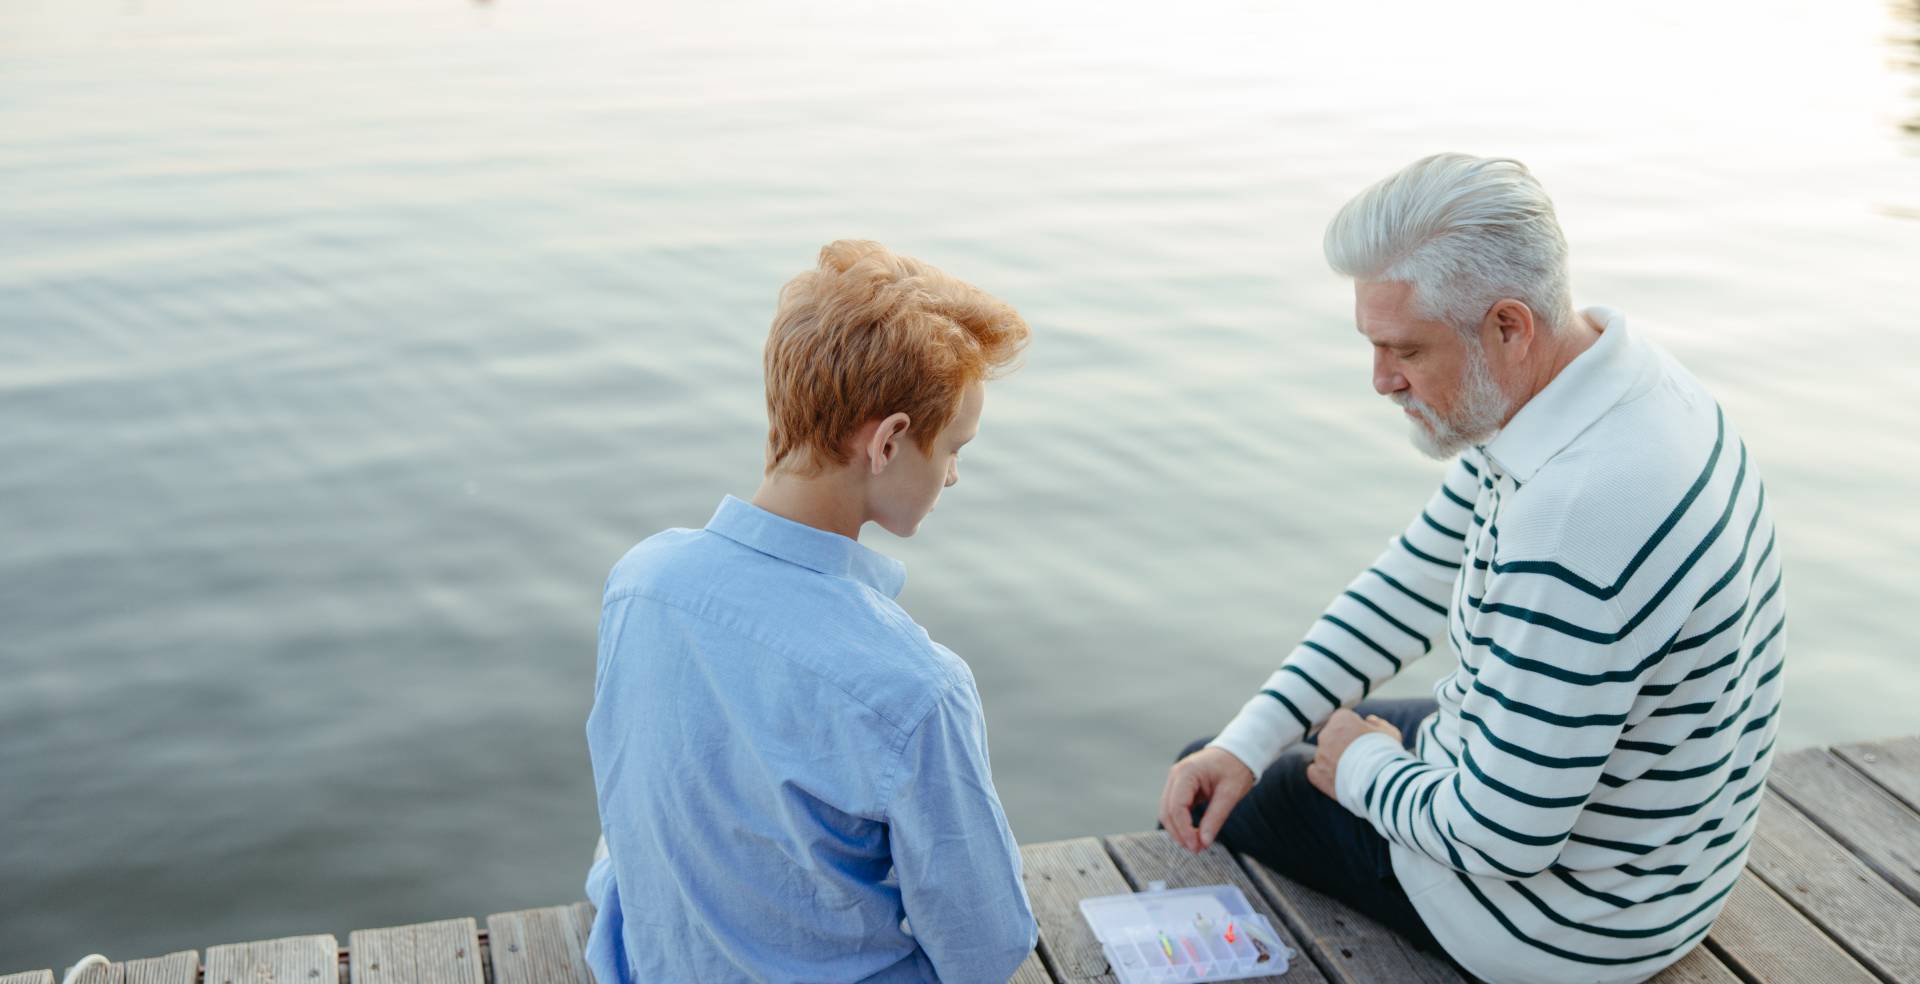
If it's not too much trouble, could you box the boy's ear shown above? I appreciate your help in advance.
[865,412,913,475]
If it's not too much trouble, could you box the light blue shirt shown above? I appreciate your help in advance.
[584,496,1036,984]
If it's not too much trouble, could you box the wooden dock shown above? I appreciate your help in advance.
[7,736,1918,984]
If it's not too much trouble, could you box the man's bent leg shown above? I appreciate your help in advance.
[1174,698,1443,953]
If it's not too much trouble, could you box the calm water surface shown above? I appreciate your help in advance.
[3,0,1918,966]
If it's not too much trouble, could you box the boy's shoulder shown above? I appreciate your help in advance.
[603,525,713,598]
[602,524,969,734]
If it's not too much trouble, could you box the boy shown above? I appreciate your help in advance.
[584,241,1038,983]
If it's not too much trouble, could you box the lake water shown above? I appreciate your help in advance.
[3,0,1917,967]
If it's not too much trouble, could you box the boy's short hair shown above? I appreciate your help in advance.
[763,240,1030,475]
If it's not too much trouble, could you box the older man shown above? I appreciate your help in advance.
[1160,154,1784,984]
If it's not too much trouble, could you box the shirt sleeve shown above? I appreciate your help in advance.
[1208,457,1477,774]
[888,674,1038,982]
[1333,558,1643,880]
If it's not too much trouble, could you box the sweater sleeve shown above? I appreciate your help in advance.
[1208,457,1479,774]
[1332,557,1644,880]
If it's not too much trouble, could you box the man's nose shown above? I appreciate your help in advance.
[944,461,959,488]
[1373,352,1405,396]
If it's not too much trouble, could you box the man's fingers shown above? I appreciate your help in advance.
[1157,768,1179,836]
[1161,768,1201,851]
[1195,784,1241,850]
[1306,757,1335,799]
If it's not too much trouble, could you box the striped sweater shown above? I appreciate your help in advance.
[1210,308,1785,984]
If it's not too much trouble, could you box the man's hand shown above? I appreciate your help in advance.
[1159,746,1256,853]
[1306,709,1403,800]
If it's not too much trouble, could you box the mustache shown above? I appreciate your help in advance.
[1392,391,1441,420]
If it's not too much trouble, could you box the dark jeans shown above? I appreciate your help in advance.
[1177,697,1445,954]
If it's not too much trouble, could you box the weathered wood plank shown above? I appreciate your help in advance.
[123,952,198,984]
[1768,747,1920,907]
[1101,833,1329,984]
[1743,794,1920,982]
[1020,836,1130,984]
[1006,951,1055,984]
[48,951,197,984]
[1834,734,1920,816]
[204,937,337,984]
[1703,874,1876,983]
[349,919,482,984]
[1647,945,1743,984]
[1234,852,1465,984]
[68,964,123,984]
[486,905,594,984]
[3,972,56,984]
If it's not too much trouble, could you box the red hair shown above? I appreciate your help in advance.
[763,240,1030,474]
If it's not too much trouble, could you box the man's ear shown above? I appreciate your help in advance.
[1485,299,1536,357]
[864,412,913,475]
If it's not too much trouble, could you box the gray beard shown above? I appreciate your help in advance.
[1395,338,1513,460]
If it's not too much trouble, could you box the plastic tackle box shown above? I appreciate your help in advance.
[1078,883,1294,982]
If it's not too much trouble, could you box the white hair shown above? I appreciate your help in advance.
[1324,153,1573,335]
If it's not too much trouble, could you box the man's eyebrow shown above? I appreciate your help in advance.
[1380,331,1420,348]
[1358,325,1415,347]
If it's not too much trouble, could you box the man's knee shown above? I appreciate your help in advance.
[1176,735,1215,762]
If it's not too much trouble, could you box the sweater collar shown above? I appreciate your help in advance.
[1481,307,1651,483]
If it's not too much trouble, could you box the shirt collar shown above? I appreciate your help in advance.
[1480,306,1651,483]
[704,495,907,598]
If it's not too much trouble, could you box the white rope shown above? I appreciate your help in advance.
[60,955,110,984]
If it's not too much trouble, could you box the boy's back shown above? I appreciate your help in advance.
[584,495,1034,983]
